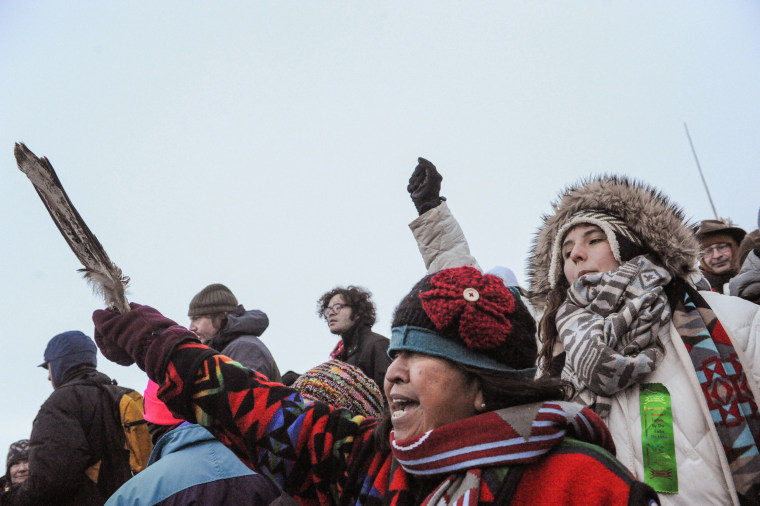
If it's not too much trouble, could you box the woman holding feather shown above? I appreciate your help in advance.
[89,265,658,505]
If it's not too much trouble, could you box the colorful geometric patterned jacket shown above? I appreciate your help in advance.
[155,341,658,505]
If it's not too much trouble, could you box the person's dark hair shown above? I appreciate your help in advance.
[191,312,228,333]
[317,286,377,327]
[537,278,570,376]
[457,362,573,410]
[209,313,228,333]
[147,421,183,446]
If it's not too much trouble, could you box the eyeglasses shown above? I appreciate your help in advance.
[701,242,732,258]
[321,303,350,318]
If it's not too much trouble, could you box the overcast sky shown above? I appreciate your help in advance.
[1,2,759,455]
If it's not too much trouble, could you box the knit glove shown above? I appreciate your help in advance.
[93,302,198,381]
[407,157,445,215]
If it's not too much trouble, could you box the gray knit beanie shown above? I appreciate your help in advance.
[188,283,239,317]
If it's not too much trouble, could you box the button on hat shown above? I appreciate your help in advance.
[389,266,537,377]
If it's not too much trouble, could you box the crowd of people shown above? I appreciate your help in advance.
[2,158,759,505]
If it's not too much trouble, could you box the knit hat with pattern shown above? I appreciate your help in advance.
[188,283,239,317]
[292,360,384,418]
[389,266,537,377]
[6,439,29,471]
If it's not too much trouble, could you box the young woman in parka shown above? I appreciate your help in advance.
[404,158,760,505]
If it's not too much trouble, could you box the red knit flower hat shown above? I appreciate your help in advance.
[389,266,537,376]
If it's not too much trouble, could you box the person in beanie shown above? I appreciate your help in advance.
[105,380,281,506]
[10,331,138,506]
[292,360,385,419]
[3,441,29,487]
[316,285,391,390]
[188,283,281,382]
[90,266,659,505]
[526,176,760,505]
[0,440,29,505]
[696,218,747,293]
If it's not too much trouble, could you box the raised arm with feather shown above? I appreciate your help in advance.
[14,142,131,313]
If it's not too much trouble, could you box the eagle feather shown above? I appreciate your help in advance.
[14,142,131,313]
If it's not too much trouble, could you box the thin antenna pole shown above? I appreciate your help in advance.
[684,122,719,219]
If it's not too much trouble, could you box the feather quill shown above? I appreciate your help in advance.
[14,142,131,313]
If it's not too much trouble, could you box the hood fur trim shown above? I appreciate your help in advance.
[528,175,700,310]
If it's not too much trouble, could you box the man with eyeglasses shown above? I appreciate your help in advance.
[696,219,747,293]
[316,286,391,390]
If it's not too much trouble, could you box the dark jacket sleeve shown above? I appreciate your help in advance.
[222,336,282,382]
[12,389,103,505]
[366,336,392,391]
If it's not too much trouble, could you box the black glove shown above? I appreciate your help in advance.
[407,157,445,215]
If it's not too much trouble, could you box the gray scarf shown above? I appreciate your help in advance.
[557,255,672,417]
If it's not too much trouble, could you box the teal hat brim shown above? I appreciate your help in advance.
[388,325,536,379]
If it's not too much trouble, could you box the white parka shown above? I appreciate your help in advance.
[409,201,760,506]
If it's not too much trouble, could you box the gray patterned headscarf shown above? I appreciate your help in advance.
[549,210,643,290]
[556,255,671,418]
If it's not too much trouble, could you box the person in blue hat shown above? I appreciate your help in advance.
[9,331,137,506]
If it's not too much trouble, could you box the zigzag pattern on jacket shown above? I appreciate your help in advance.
[155,342,654,505]
[671,287,760,500]
[159,342,389,505]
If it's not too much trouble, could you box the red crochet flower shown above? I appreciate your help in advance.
[419,266,516,350]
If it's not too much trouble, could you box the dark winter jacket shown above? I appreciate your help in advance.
[1,477,16,506]
[210,305,282,382]
[105,423,280,505]
[335,323,391,390]
[11,367,130,506]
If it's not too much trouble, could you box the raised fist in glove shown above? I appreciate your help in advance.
[407,157,445,215]
[93,302,198,381]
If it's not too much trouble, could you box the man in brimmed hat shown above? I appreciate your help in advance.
[696,219,747,293]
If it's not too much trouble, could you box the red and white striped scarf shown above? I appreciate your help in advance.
[388,401,614,505]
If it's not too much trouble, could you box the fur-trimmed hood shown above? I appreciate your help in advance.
[528,175,700,310]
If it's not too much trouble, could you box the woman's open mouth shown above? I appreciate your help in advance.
[390,395,419,420]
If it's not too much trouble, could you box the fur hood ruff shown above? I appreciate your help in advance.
[528,175,700,310]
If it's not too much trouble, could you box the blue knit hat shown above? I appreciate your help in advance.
[39,331,97,386]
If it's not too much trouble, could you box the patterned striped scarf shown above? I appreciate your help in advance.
[670,281,760,503]
[557,255,671,417]
[387,401,614,506]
